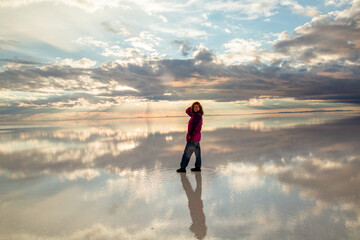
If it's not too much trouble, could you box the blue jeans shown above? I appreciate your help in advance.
[180,142,201,169]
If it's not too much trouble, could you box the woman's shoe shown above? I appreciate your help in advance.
[176,168,186,173]
[191,167,201,172]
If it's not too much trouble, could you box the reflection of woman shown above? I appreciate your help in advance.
[177,102,204,173]
[180,172,207,239]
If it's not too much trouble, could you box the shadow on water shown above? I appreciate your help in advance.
[180,172,207,240]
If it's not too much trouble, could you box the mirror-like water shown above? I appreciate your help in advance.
[1,113,359,239]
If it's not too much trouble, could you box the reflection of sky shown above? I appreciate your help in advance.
[0,113,360,239]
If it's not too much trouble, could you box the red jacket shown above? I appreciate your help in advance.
[186,107,203,142]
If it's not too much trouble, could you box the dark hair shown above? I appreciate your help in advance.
[191,101,204,115]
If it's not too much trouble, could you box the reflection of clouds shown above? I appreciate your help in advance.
[217,163,265,193]
[210,113,348,132]
[0,113,359,239]
[203,116,360,169]
[0,127,140,179]
[165,135,173,141]
[218,155,360,229]
[104,168,167,204]
[0,168,193,240]
[214,151,360,238]
[59,169,100,181]
[210,208,283,240]
[1,115,359,183]
[4,223,196,240]
[278,157,360,203]
[277,156,360,229]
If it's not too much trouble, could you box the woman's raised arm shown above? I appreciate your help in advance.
[186,107,194,117]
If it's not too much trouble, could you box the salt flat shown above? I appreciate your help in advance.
[0,113,359,240]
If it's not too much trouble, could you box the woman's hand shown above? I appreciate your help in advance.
[187,134,192,141]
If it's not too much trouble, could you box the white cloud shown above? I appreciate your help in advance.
[158,14,168,23]
[125,31,161,52]
[218,38,264,64]
[281,0,319,17]
[0,0,124,12]
[224,38,262,53]
[102,20,134,36]
[205,0,279,19]
[277,31,292,41]
[74,37,109,48]
[152,25,208,39]
[273,1,360,65]
[75,36,163,65]
[55,58,97,68]
[106,80,139,92]
[325,0,352,6]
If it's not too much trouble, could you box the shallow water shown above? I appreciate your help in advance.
[0,113,359,240]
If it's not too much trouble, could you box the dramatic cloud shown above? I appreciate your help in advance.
[274,1,360,65]
[1,47,359,119]
[0,0,359,120]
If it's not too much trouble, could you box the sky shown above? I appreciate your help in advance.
[0,0,360,121]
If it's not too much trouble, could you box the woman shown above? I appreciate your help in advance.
[177,101,204,173]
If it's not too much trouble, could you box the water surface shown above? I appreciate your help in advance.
[0,112,359,239]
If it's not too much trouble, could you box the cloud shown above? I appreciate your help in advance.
[0,37,17,46]
[325,0,352,6]
[192,44,214,64]
[1,1,360,117]
[172,40,193,57]
[75,36,164,65]
[1,48,360,112]
[0,58,43,70]
[151,25,208,39]
[125,31,161,52]
[219,38,264,64]
[281,0,319,17]
[0,0,124,12]
[0,58,41,65]
[55,58,97,68]
[101,20,134,36]
[273,2,360,65]
[206,0,279,20]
